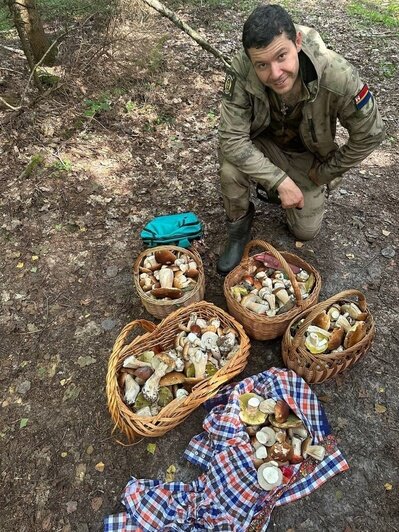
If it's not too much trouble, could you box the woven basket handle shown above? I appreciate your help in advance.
[241,239,302,304]
[115,319,157,357]
[291,289,368,349]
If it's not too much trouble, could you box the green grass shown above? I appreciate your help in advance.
[347,0,399,28]
[0,0,116,31]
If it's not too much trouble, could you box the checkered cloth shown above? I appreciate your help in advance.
[104,368,349,531]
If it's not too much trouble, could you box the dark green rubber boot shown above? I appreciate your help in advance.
[217,202,255,275]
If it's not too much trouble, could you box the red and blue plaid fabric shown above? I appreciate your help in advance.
[104,368,349,531]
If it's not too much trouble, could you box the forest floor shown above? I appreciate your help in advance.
[0,0,398,530]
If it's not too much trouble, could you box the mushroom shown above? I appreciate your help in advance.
[343,321,367,348]
[274,400,290,423]
[268,441,293,462]
[201,331,219,351]
[151,287,183,299]
[255,445,268,460]
[189,349,208,379]
[288,426,309,439]
[173,271,191,289]
[123,354,153,370]
[257,462,283,491]
[269,413,303,429]
[327,304,341,321]
[154,249,177,265]
[239,393,267,425]
[143,254,161,271]
[276,298,295,314]
[142,361,169,402]
[259,398,277,414]
[121,373,140,405]
[259,426,277,447]
[217,331,237,355]
[290,436,304,464]
[302,438,326,461]
[327,327,345,351]
[241,294,268,314]
[312,311,331,331]
[296,269,310,282]
[186,261,199,279]
[335,315,352,333]
[158,267,174,288]
[340,303,367,321]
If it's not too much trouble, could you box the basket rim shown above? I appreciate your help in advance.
[133,245,205,308]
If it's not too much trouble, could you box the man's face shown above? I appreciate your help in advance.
[247,32,302,95]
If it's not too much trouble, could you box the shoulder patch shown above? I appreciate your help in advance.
[354,84,372,110]
[222,70,236,100]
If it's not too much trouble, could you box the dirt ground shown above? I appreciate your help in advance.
[1,0,398,530]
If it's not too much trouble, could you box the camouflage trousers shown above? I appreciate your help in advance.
[220,137,326,241]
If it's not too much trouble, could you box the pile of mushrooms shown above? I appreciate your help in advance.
[119,313,240,416]
[293,302,368,354]
[138,249,199,300]
[230,262,314,317]
[239,394,325,491]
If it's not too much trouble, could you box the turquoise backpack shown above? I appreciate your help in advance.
[140,212,203,248]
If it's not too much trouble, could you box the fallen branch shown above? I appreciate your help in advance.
[141,0,231,70]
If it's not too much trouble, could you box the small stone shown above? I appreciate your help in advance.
[16,380,31,395]
[106,266,118,278]
[74,321,102,338]
[86,445,94,455]
[75,463,86,482]
[66,501,78,514]
[381,246,395,258]
[101,318,117,331]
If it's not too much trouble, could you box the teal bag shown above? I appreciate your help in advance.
[140,212,203,248]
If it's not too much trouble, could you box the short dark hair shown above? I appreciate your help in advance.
[242,4,296,53]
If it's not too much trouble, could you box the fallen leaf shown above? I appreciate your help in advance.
[318,394,331,403]
[86,445,94,455]
[75,463,86,482]
[61,452,68,458]
[345,253,355,260]
[76,355,97,367]
[19,418,28,428]
[62,383,81,402]
[95,461,105,472]
[379,387,385,393]
[382,230,391,236]
[31,255,39,261]
[335,489,343,501]
[165,464,176,482]
[30,267,38,273]
[295,241,304,248]
[384,483,393,491]
[375,403,387,414]
[16,262,24,269]
[146,443,157,455]
[91,497,103,511]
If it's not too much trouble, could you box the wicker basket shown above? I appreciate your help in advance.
[281,289,375,383]
[133,245,205,320]
[106,301,251,441]
[224,239,322,340]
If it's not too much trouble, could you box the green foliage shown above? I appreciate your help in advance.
[207,109,218,127]
[347,1,399,28]
[51,158,73,175]
[0,5,12,32]
[378,61,397,78]
[147,35,169,73]
[36,0,116,23]
[84,96,111,117]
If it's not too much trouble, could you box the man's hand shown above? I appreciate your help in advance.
[276,176,304,209]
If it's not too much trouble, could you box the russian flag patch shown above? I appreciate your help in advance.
[354,84,372,110]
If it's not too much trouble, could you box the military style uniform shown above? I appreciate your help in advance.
[219,24,385,240]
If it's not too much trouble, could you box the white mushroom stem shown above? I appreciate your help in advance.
[123,355,153,369]
[305,445,326,461]
[123,374,141,405]
[190,350,208,379]
[142,361,168,402]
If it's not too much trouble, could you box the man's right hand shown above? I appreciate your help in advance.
[276,176,304,209]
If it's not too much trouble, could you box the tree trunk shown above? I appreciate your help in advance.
[8,0,57,67]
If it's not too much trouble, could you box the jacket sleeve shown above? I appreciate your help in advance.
[315,68,385,184]
[218,66,287,192]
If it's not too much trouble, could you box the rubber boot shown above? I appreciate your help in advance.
[217,202,255,275]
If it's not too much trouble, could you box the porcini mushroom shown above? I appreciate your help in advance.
[274,400,290,423]
[239,393,267,425]
[257,462,283,491]
[343,321,367,348]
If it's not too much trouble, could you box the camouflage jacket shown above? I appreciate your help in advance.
[219,25,385,189]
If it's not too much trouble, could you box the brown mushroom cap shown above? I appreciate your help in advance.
[312,311,331,331]
[151,287,183,299]
[343,321,367,348]
[154,249,177,264]
[328,327,345,351]
[269,413,303,429]
[274,400,290,423]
